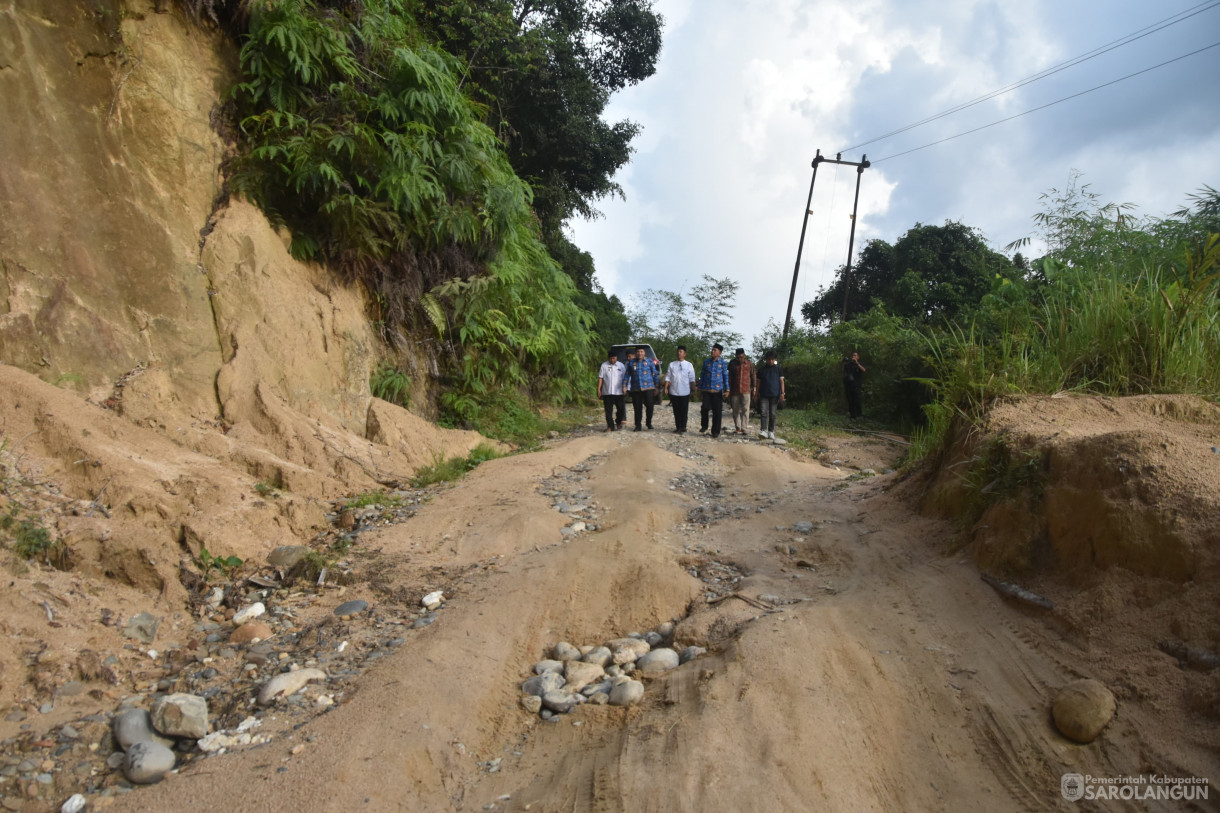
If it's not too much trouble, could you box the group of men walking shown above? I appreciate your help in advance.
[597,344,790,439]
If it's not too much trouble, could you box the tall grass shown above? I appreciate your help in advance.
[917,234,1220,452]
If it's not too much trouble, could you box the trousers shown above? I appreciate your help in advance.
[700,391,725,437]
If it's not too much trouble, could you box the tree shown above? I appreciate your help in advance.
[409,0,664,231]
[627,274,741,362]
[801,221,1018,328]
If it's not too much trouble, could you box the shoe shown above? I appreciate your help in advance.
[672,429,681,434]
[699,427,707,433]
[634,426,642,432]
[647,424,653,430]
[604,427,613,432]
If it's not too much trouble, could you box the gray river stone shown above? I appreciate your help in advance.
[123,741,176,784]
[151,693,209,739]
[608,680,644,707]
[680,646,708,664]
[636,648,679,674]
[582,646,612,667]
[533,659,564,675]
[541,691,577,714]
[113,708,174,751]
[562,660,605,693]
[333,599,369,617]
[521,673,566,697]
[123,612,159,644]
[268,545,309,569]
[551,641,581,661]
[605,638,650,665]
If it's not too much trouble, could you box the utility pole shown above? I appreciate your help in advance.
[781,151,869,349]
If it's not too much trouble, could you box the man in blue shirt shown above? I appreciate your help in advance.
[698,343,730,438]
[625,346,660,431]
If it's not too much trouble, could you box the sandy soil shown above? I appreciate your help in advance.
[2,390,1218,812]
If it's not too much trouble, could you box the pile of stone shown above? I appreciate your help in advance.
[538,457,606,538]
[109,695,208,785]
[683,555,747,602]
[519,623,706,721]
[0,569,451,808]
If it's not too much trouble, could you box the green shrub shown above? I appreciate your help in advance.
[410,442,501,487]
[370,362,411,408]
[2,505,56,560]
[229,0,595,405]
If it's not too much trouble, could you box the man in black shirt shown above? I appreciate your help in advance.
[843,351,866,420]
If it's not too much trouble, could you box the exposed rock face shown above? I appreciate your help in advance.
[0,1,231,415]
[0,2,430,447]
[0,2,496,604]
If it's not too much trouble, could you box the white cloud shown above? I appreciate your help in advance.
[571,0,1220,346]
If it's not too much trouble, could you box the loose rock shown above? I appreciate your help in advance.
[151,693,210,739]
[606,638,650,665]
[521,673,566,697]
[230,620,274,644]
[123,611,160,644]
[1053,679,1117,743]
[582,646,612,667]
[123,741,176,784]
[541,691,577,714]
[636,648,679,674]
[563,661,605,693]
[608,680,644,707]
[113,708,174,751]
[533,660,564,675]
[61,795,87,813]
[233,602,266,625]
[551,641,581,661]
[333,599,369,617]
[258,668,328,705]
[679,646,707,664]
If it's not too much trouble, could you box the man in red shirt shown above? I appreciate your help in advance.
[727,348,757,435]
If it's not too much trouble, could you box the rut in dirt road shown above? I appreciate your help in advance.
[109,428,1208,813]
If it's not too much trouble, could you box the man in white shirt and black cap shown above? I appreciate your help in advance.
[664,345,696,434]
[596,349,627,431]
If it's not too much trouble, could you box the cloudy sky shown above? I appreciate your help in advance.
[568,0,1220,347]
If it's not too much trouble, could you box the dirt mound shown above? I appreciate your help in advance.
[917,393,1220,583]
[0,362,491,717]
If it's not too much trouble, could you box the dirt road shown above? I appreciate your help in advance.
[107,415,1214,812]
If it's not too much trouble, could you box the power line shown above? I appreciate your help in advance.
[871,40,1220,164]
[840,0,1220,153]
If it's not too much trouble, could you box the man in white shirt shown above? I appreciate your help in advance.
[597,349,627,431]
[664,345,697,434]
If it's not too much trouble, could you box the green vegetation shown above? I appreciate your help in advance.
[197,546,243,580]
[297,549,333,582]
[370,362,411,408]
[253,480,279,497]
[627,274,743,363]
[344,489,406,510]
[173,0,656,427]
[2,503,56,560]
[779,177,1220,462]
[410,442,502,487]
